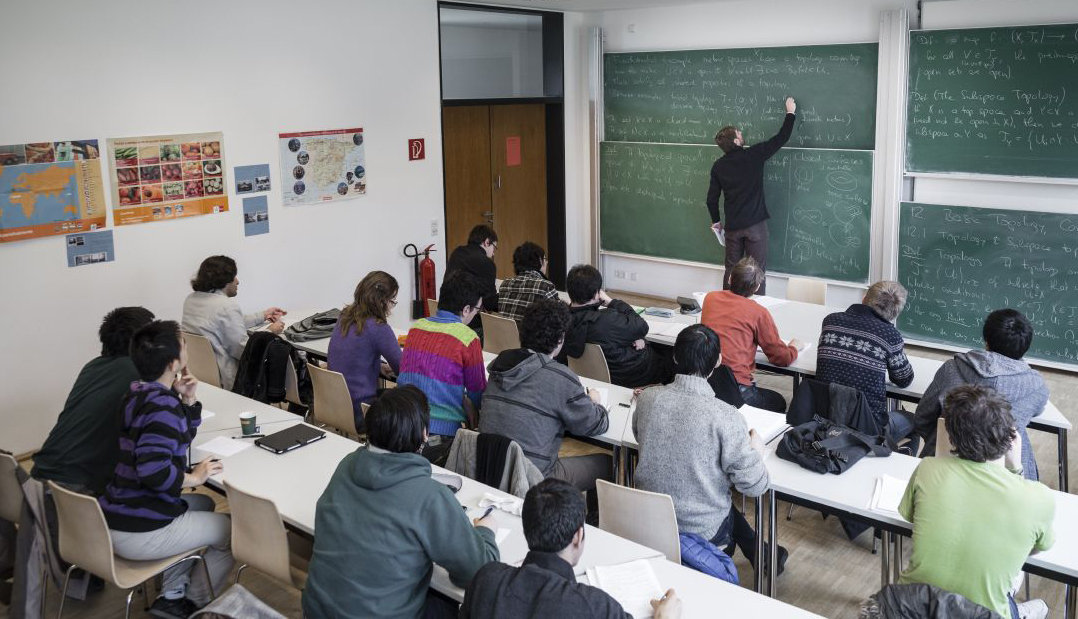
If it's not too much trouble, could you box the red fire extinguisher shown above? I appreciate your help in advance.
[403,243,437,319]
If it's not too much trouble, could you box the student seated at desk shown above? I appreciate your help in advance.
[497,241,559,323]
[562,264,674,388]
[480,298,611,509]
[701,257,801,412]
[98,320,232,619]
[816,281,917,448]
[913,309,1048,481]
[448,224,500,337]
[899,385,1054,619]
[398,271,487,462]
[327,270,401,424]
[302,386,499,619]
[181,255,285,390]
[460,478,681,619]
[633,325,786,575]
[32,307,155,497]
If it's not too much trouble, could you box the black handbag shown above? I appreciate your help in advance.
[776,415,891,474]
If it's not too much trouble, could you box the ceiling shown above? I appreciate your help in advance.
[445,0,722,13]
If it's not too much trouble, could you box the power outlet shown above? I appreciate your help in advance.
[430,219,439,237]
[613,269,626,279]
[629,272,638,282]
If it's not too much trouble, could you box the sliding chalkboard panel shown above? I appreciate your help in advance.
[604,43,879,149]
[906,23,1078,179]
[601,142,872,283]
[898,202,1078,367]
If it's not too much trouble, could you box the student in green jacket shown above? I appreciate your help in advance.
[302,385,500,619]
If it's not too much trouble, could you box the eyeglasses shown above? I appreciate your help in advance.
[389,299,399,307]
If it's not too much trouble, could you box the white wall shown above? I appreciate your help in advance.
[0,0,446,455]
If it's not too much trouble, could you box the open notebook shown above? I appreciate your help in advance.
[585,559,663,619]
[739,404,789,444]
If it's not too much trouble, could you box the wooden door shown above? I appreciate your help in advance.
[442,106,492,254]
[489,104,547,279]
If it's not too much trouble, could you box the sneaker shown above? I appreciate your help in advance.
[748,544,790,576]
[149,596,199,619]
[1016,599,1049,619]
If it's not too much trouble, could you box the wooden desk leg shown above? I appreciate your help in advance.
[768,490,778,598]
[1059,429,1069,493]
[754,494,766,594]
[880,530,891,588]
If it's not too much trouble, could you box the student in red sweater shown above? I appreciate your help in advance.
[701,258,802,412]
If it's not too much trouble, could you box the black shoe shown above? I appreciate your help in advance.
[749,544,790,577]
[149,596,199,619]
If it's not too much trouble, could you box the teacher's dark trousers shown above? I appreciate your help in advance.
[722,219,769,295]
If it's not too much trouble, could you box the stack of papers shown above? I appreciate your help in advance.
[645,321,685,339]
[870,475,908,516]
[196,436,253,458]
[752,295,789,309]
[586,560,664,618]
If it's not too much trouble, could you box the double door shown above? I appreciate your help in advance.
[442,104,548,279]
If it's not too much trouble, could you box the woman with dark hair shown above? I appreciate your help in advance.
[302,386,499,619]
[328,271,402,423]
[181,255,285,390]
[497,241,559,323]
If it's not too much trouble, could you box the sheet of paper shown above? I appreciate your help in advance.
[797,341,814,354]
[200,410,216,420]
[739,405,788,443]
[870,474,908,515]
[496,528,511,545]
[593,387,610,408]
[752,295,788,309]
[713,227,726,246]
[645,320,684,339]
[587,559,663,619]
[197,436,254,458]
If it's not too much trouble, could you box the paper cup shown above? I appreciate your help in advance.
[239,411,257,436]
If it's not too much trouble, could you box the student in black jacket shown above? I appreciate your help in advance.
[447,224,499,336]
[705,97,798,295]
[561,265,674,388]
[460,478,682,619]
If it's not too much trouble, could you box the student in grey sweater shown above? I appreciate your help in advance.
[914,309,1049,480]
[481,299,611,504]
[634,324,787,573]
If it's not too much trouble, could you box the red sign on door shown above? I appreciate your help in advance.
[408,138,425,161]
[506,136,521,167]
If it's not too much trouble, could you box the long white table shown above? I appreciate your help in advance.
[192,385,821,616]
[641,297,1072,491]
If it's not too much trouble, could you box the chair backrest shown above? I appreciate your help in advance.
[567,343,611,383]
[426,298,438,318]
[480,312,521,354]
[48,481,118,582]
[785,278,827,306]
[284,354,302,406]
[224,481,298,589]
[183,331,222,388]
[307,363,358,436]
[0,452,24,523]
[596,480,681,564]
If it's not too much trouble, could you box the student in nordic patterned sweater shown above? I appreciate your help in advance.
[398,271,487,459]
[816,281,917,448]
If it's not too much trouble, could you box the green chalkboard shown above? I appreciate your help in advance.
[898,202,1078,367]
[600,142,872,283]
[604,43,878,149]
[906,23,1078,179]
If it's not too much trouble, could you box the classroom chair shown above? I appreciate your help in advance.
[0,452,22,524]
[786,277,827,306]
[595,480,681,564]
[282,355,304,411]
[426,298,438,318]
[48,481,213,618]
[182,332,222,388]
[567,343,612,384]
[307,363,360,439]
[223,481,307,592]
[479,312,521,355]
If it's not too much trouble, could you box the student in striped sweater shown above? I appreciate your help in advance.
[398,271,488,462]
[98,321,233,619]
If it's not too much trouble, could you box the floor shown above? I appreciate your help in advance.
[5,291,1075,618]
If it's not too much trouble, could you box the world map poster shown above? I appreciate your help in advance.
[106,131,228,226]
[278,128,366,206]
[0,140,107,243]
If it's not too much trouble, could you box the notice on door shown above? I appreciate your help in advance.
[506,136,521,167]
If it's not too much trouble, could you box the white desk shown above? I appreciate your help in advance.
[760,444,1078,617]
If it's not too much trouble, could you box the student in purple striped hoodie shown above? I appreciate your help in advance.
[99,321,233,619]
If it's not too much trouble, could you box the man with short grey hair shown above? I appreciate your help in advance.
[816,281,917,447]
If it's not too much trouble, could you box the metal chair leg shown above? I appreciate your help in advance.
[872,529,879,555]
[786,502,794,521]
[123,588,135,619]
[142,581,152,610]
[198,554,216,601]
[55,564,77,619]
[1024,572,1030,601]
[235,563,248,585]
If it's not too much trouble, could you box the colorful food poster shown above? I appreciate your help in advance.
[242,195,269,236]
[234,164,270,194]
[106,132,227,226]
[278,128,366,206]
[0,139,106,243]
[66,229,115,267]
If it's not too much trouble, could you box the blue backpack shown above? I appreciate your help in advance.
[679,532,739,585]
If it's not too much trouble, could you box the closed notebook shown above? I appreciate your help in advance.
[255,424,326,454]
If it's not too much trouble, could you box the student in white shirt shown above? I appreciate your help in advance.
[180,255,285,389]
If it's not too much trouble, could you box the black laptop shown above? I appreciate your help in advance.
[255,424,327,454]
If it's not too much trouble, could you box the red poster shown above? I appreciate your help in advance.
[506,136,521,167]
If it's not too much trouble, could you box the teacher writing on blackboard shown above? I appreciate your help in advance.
[706,97,797,295]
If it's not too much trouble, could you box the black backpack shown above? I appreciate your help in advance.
[776,415,891,475]
[233,332,294,404]
[284,309,341,343]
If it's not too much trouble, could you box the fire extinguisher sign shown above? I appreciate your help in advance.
[408,139,425,161]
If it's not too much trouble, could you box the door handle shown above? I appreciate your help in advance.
[494,175,502,190]
[482,210,494,225]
